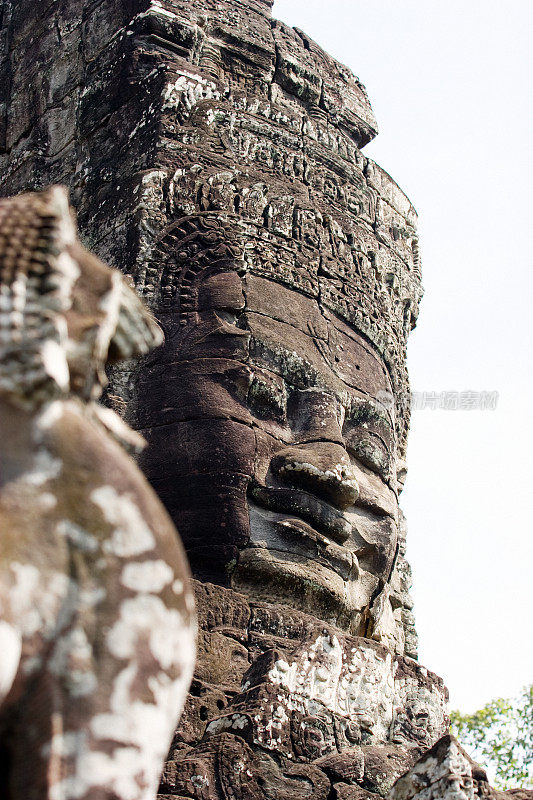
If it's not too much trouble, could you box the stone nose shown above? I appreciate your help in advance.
[270,442,359,510]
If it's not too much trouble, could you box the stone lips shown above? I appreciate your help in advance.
[134,266,414,645]
[111,0,423,649]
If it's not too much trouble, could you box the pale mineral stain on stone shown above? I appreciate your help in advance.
[40,338,69,390]
[0,621,22,700]
[23,449,62,486]
[57,520,99,552]
[0,1,487,795]
[0,188,195,800]
[92,486,156,557]
[120,560,174,594]
[35,399,64,434]
[106,594,190,671]
[38,491,57,509]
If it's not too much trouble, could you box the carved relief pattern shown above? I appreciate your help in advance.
[160,581,448,800]
[134,63,422,448]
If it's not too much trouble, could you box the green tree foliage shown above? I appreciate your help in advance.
[450,685,533,790]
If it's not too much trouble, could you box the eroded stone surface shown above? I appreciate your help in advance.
[389,735,533,800]
[161,580,446,799]
[0,1,426,796]
[0,0,421,651]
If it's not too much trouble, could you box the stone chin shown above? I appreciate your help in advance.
[232,543,379,635]
[231,497,396,635]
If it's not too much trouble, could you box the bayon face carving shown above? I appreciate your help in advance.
[0,1,517,798]
[123,9,421,659]
[138,259,403,643]
[236,276,400,636]
[0,188,195,800]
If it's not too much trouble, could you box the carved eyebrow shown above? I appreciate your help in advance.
[343,395,392,427]
[249,335,323,390]
[249,337,394,428]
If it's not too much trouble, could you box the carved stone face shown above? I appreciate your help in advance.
[139,268,399,634]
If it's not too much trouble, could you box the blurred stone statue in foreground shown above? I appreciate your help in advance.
[0,187,196,800]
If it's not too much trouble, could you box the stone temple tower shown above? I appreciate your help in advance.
[0,1,525,798]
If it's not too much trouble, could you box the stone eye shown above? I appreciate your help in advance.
[248,369,287,422]
[344,427,391,481]
[342,399,394,481]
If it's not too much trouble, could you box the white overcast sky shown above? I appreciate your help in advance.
[273,0,533,712]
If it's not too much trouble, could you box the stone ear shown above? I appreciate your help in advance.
[396,458,408,492]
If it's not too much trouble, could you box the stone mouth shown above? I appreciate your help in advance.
[246,499,360,584]
[272,515,360,583]
[249,482,352,545]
